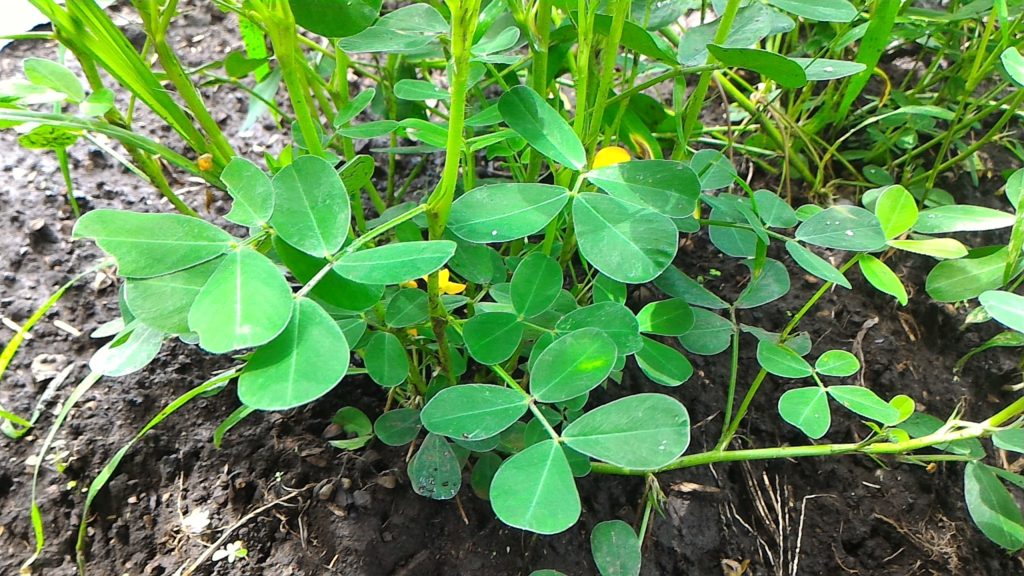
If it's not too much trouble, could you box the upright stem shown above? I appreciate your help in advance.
[263,0,324,158]
[585,0,629,151]
[425,0,482,380]
[573,0,595,138]
[676,0,742,158]
[526,0,552,181]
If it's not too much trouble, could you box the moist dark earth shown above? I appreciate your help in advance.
[2,3,1024,575]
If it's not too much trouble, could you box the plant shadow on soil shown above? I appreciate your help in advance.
[2,3,1024,575]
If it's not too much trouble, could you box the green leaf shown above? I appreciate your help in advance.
[385,288,429,327]
[707,45,807,88]
[470,452,502,499]
[333,88,376,127]
[499,85,586,170]
[636,299,694,336]
[463,312,524,365]
[735,259,791,309]
[926,247,1013,302]
[123,258,221,334]
[827,385,901,425]
[222,157,274,227]
[79,88,114,117]
[449,184,569,243]
[1001,48,1024,88]
[531,328,617,403]
[814,350,860,377]
[635,337,693,387]
[980,291,1024,333]
[490,440,581,534]
[327,406,373,450]
[591,520,642,576]
[337,120,399,139]
[754,190,798,228]
[289,0,381,37]
[887,238,968,259]
[677,3,788,66]
[795,206,887,251]
[333,241,456,285]
[511,253,563,318]
[914,205,1016,234]
[563,394,690,470]
[654,267,729,309]
[785,241,852,289]
[421,384,530,441]
[89,322,163,377]
[408,433,462,500]
[374,408,421,446]
[274,238,383,312]
[364,331,408,388]
[573,193,678,284]
[994,430,1024,453]
[24,57,84,102]
[964,461,1024,551]
[757,341,812,378]
[238,298,348,410]
[556,302,642,355]
[677,309,732,355]
[874,185,918,239]
[859,254,908,306]
[791,58,866,81]
[690,149,737,190]
[472,26,521,56]
[593,274,626,304]
[188,248,294,354]
[337,4,447,53]
[73,210,234,278]
[767,0,857,22]
[586,160,700,218]
[394,79,449,101]
[271,155,351,257]
[778,387,831,439]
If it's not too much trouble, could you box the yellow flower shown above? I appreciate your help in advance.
[422,268,466,295]
[197,153,214,172]
[400,279,419,289]
[591,146,631,170]
[406,328,419,337]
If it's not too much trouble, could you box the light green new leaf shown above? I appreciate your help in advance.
[586,160,700,218]
[573,193,678,284]
[337,120,399,139]
[791,58,866,81]
[914,205,1016,234]
[408,433,462,500]
[874,185,918,239]
[499,85,585,170]
[24,57,84,102]
[238,298,349,410]
[859,254,908,305]
[556,302,642,355]
[636,299,694,336]
[512,253,563,318]
[767,0,857,22]
[421,384,529,440]
[333,241,456,284]
[89,322,163,377]
[785,241,852,288]
[1002,48,1024,88]
[374,408,421,446]
[795,206,887,251]
[887,238,968,259]
[591,520,642,576]
[394,79,449,101]
[778,387,831,439]
[965,461,1024,551]
[123,258,221,334]
[364,331,408,388]
[827,385,901,425]
[222,157,274,227]
[327,406,373,450]
[563,394,690,470]
[271,155,351,257]
[635,337,693,387]
[333,88,376,127]
[490,440,581,534]
[757,341,812,378]
[994,430,1024,454]
[73,210,234,278]
[707,45,807,88]
[690,149,737,190]
[337,4,447,53]
[463,312,524,365]
[449,184,569,243]
[980,291,1024,333]
[926,248,1012,302]
[188,248,294,354]
[531,328,616,403]
[814,350,860,377]
[677,309,732,355]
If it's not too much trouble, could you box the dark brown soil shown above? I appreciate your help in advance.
[2,3,1024,575]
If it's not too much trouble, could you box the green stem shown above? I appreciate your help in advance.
[572,0,595,138]
[526,0,552,181]
[719,306,741,445]
[585,0,629,151]
[489,364,561,441]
